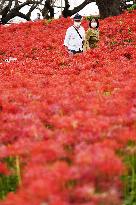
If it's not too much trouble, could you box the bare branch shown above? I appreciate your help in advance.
[62,0,95,17]
[27,3,38,18]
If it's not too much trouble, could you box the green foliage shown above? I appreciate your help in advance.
[127,4,136,11]
[0,157,19,200]
[65,179,77,189]
[85,15,100,21]
[0,174,18,200]
[122,141,136,205]
[44,18,53,25]
[103,91,112,96]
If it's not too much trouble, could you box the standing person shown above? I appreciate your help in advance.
[34,13,41,21]
[64,13,85,55]
[84,18,99,51]
[0,15,2,25]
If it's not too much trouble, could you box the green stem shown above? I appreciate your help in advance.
[130,153,136,201]
[15,156,22,186]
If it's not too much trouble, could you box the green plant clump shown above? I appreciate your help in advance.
[122,141,136,205]
[85,15,100,21]
[0,157,19,200]
[127,4,136,11]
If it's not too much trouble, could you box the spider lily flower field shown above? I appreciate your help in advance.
[0,10,136,205]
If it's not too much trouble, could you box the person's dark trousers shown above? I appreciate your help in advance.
[69,50,83,54]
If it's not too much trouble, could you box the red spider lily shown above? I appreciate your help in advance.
[0,162,9,175]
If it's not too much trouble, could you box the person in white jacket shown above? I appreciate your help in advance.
[64,13,85,55]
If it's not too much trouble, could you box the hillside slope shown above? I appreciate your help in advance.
[0,11,136,205]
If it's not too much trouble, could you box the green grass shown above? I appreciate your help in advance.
[0,157,20,200]
[122,141,136,205]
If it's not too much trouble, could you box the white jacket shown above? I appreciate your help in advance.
[64,26,85,51]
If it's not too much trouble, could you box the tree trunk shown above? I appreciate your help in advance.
[42,0,54,19]
[96,0,121,19]
[0,0,38,24]
[1,11,30,24]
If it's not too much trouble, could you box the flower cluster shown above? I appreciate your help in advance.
[0,10,136,205]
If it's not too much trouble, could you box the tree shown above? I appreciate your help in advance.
[96,0,120,19]
[0,0,43,24]
[62,0,95,17]
[0,0,135,25]
[0,0,59,24]
[62,0,122,19]
[42,0,54,19]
